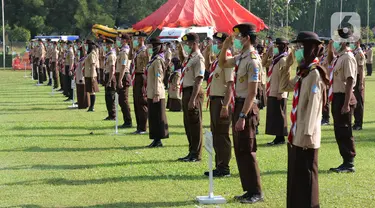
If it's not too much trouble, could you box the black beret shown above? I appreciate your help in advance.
[38,38,42,42]
[133,31,147,37]
[291,31,323,44]
[233,23,256,36]
[46,38,51,42]
[213,32,229,42]
[118,32,130,40]
[85,39,95,45]
[181,33,199,42]
[67,40,73,44]
[275,37,289,44]
[149,37,162,45]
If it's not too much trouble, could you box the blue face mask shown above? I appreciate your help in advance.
[133,40,139,48]
[212,44,221,54]
[273,47,279,55]
[184,45,192,54]
[234,39,243,50]
[294,48,304,64]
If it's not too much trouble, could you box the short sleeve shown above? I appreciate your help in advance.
[193,55,205,78]
[247,61,260,83]
[343,56,357,80]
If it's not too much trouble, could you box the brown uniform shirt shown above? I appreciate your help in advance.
[133,46,149,73]
[51,47,59,62]
[333,48,357,93]
[234,49,261,98]
[99,47,105,69]
[168,71,182,99]
[65,47,74,66]
[46,45,52,59]
[105,51,116,74]
[84,51,98,78]
[366,48,373,64]
[269,57,288,98]
[209,51,234,96]
[35,44,46,59]
[293,68,324,149]
[116,46,130,73]
[147,55,166,99]
[183,50,205,88]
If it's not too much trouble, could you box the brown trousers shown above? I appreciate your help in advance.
[32,58,38,80]
[104,73,116,118]
[116,72,132,125]
[51,62,59,88]
[332,93,356,162]
[99,68,104,84]
[133,74,148,131]
[287,144,320,208]
[353,74,364,127]
[232,99,262,194]
[45,58,52,80]
[182,87,204,159]
[76,84,89,109]
[210,96,232,172]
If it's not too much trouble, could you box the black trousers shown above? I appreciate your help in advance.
[366,63,372,76]
[332,93,356,163]
[64,66,73,99]
[133,74,148,131]
[104,73,116,118]
[353,74,364,127]
[322,89,330,121]
[46,58,52,80]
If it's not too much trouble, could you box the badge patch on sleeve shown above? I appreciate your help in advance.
[312,84,318,94]
[200,69,205,76]
[251,68,259,81]
[157,73,161,77]
[122,60,126,65]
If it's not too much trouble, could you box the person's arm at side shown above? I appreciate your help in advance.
[118,53,127,88]
[341,57,356,114]
[188,57,205,110]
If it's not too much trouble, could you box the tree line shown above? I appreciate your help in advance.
[1,0,374,42]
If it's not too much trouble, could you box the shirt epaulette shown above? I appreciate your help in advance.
[250,51,257,59]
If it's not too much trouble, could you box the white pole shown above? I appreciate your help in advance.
[286,1,289,38]
[31,62,34,80]
[313,0,318,32]
[367,0,370,45]
[339,0,343,28]
[2,0,5,69]
[208,151,214,198]
[115,92,119,134]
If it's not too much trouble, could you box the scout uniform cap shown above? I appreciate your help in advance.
[233,23,256,36]
[118,32,130,40]
[103,38,114,44]
[67,40,73,44]
[86,39,95,45]
[291,31,323,44]
[275,37,289,45]
[46,38,51,42]
[75,39,82,43]
[134,31,147,37]
[181,33,199,42]
[38,38,42,42]
[213,32,229,42]
[338,28,353,39]
[266,35,273,39]
[149,37,163,45]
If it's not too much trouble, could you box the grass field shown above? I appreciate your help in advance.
[0,69,374,208]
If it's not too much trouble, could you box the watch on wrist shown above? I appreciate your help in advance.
[239,112,247,119]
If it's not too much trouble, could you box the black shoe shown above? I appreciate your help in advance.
[182,157,201,162]
[87,108,94,112]
[321,120,330,126]
[234,192,250,201]
[47,82,52,86]
[138,131,147,135]
[58,89,63,92]
[240,194,264,204]
[177,154,190,161]
[119,123,132,128]
[353,125,362,131]
[329,164,355,173]
[64,98,72,102]
[267,140,285,146]
[204,169,230,177]
[147,140,163,148]
[104,117,116,121]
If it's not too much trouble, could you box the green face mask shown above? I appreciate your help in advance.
[78,51,81,57]
[349,43,355,50]
[333,42,341,52]
[133,40,139,48]
[273,47,279,55]
[265,40,269,44]
[184,45,192,54]
[103,46,108,52]
[148,48,153,55]
[294,48,304,64]
[116,40,122,47]
[171,65,175,71]
[212,44,221,55]
[85,45,88,51]
[234,39,243,50]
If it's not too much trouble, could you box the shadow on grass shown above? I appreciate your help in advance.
[9,126,114,131]
[0,159,177,171]
[0,144,188,153]
[2,133,108,138]
[0,107,68,112]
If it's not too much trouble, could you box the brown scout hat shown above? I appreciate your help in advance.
[213,32,229,42]
[233,23,256,36]
[181,33,199,43]
[133,31,147,37]
[118,32,130,40]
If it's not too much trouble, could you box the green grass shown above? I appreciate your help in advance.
[0,69,375,208]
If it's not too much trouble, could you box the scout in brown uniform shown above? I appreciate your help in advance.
[58,40,66,92]
[286,31,329,208]
[265,38,290,145]
[219,23,263,204]
[75,40,89,109]
[203,32,233,177]
[103,39,117,120]
[51,41,59,89]
[64,41,75,101]
[36,39,46,84]
[130,31,149,134]
[115,33,132,127]
[45,39,53,86]
[98,41,105,85]
[366,45,373,76]
[164,42,173,89]
[353,39,365,130]
[167,57,182,111]
[177,33,205,162]
[146,37,169,147]
[31,41,38,80]
[328,29,357,173]
[320,40,331,125]
[84,40,100,112]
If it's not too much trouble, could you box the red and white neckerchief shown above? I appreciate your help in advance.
[143,53,164,96]
[131,45,147,86]
[266,52,288,97]
[328,49,352,102]
[179,54,193,95]
[288,58,319,143]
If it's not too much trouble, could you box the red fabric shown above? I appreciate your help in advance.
[12,52,32,70]
[133,0,267,33]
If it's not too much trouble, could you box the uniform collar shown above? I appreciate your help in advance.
[338,47,351,56]
[240,47,256,59]
[190,49,201,57]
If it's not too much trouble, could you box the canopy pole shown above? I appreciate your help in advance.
[268,0,273,32]
[313,0,318,32]
[2,0,5,69]
[367,0,370,45]
[286,1,289,38]
[248,0,251,11]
